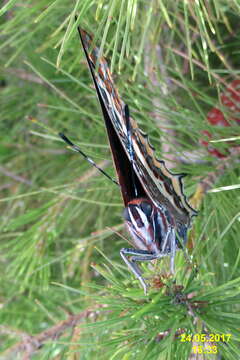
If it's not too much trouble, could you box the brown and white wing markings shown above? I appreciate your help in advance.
[78,27,197,234]
[78,28,146,206]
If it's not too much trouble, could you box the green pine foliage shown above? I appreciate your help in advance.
[1,1,240,359]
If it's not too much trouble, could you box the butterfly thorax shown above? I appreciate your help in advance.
[123,198,177,254]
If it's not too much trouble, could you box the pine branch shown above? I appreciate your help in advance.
[2,305,106,360]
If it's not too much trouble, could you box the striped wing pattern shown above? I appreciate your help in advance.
[78,28,197,237]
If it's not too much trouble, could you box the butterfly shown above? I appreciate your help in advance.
[59,26,198,294]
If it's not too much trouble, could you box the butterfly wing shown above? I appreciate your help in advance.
[78,28,197,237]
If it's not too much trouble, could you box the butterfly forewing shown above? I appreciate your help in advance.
[79,28,146,206]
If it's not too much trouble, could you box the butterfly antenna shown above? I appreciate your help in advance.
[125,105,138,197]
[59,133,119,186]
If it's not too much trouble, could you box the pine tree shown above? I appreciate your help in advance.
[1,1,240,359]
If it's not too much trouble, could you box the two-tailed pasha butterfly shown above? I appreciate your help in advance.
[60,26,197,293]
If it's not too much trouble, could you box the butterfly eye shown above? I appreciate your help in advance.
[140,201,153,217]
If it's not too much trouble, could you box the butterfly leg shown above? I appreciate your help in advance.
[120,248,159,294]
[169,228,176,274]
[160,226,172,253]
[157,226,177,274]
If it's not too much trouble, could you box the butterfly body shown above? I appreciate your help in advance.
[124,198,175,253]
[60,25,197,293]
